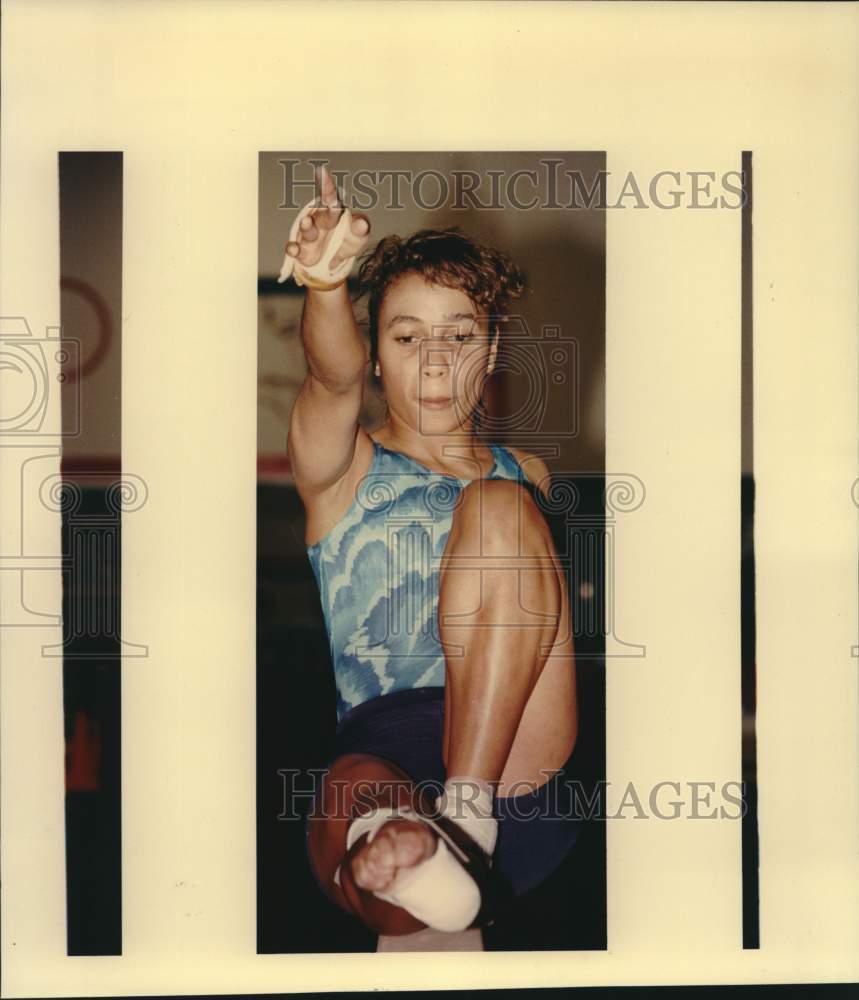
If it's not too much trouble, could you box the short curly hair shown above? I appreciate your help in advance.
[356,227,526,379]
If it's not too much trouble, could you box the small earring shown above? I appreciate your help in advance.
[374,362,381,377]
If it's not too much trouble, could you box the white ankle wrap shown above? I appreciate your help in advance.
[437,776,498,856]
[338,805,482,933]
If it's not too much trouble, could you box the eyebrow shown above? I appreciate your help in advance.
[385,311,477,330]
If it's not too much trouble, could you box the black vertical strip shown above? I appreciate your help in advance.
[59,151,123,955]
[740,150,760,949]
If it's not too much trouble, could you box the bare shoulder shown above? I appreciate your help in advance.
[505,446,552,500]
[300,426,377,546]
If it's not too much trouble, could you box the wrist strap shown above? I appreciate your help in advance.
[277,197,356,289]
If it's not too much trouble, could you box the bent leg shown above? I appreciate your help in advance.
[439,479,565,787]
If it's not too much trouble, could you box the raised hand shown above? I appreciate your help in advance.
[284,164,370,272]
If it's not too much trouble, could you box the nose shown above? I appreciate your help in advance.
[422,342,454,377]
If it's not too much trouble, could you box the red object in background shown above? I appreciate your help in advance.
[65,709,101,792]
[59,276,113,381]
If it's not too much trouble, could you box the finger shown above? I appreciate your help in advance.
[330,217,371,268]
[293,215,323,266]
[316,164,340,208]
[330,242,362,269]
[329,249,348,268]
[351,214,370,237]
[299,216,319,242]
[340,228,368,254]
[316,202,342,232]
[289,230,323,267]
[314,165,343,230]
[297,238,324,266]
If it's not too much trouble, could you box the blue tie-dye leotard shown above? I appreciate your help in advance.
[306,439,525,720]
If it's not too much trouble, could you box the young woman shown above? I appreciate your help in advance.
[284,166,581,937]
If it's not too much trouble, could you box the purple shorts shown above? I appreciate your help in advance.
[305,686,584,896]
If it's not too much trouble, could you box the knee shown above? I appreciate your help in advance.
[324,753,414,813]
[328,753,410,786]
[450,479,551,556]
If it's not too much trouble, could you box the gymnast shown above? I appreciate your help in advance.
[283,165,581,936]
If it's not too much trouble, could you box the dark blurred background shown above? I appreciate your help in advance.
[59,151,124,955]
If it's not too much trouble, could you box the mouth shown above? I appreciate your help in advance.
[418,396,453,410]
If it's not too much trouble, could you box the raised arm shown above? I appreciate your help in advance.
[285,166,372,499]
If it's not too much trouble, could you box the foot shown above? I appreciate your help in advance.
[350,818,437,893]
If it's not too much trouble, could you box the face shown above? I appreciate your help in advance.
[376,274,497,435]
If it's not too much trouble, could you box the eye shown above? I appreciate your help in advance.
[395,334,417,344]
[450,332,474,343]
